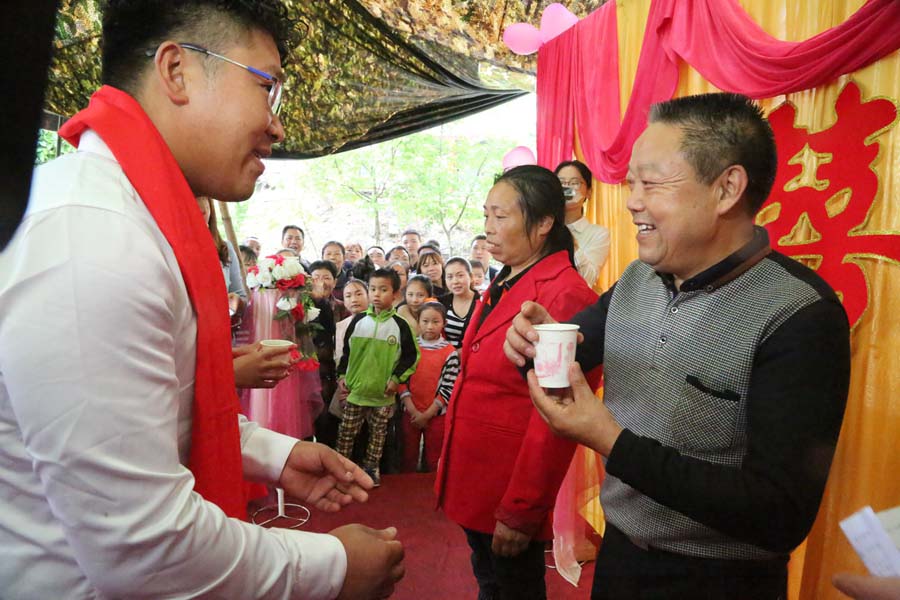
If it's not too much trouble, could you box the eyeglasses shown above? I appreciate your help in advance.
[148,43,284,115]
[559,178,585,187]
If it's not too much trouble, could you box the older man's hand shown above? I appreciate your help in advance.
[832,573,900,600]
[503,301,554,367]
[526,362,622,456]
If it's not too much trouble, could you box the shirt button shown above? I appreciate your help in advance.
[472,342,480,353]
[670,306,678,314]
[659,335,667,344]
[705,285,714,293]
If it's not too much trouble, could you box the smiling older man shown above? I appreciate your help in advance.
[505,93,850,600]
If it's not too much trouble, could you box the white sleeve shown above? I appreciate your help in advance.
[1,206,345,599]
[575,225,610,287]
[238,414,300,483]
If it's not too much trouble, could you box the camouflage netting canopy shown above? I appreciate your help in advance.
[46,0,605,158]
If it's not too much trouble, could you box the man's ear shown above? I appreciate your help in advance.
[715,164,749,215]
[151,41,191,106]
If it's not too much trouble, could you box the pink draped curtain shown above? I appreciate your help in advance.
[536,0,900,182]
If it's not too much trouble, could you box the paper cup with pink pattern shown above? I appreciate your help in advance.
[533,324,579,388]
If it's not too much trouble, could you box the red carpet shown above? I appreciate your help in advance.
[296,472,594,599]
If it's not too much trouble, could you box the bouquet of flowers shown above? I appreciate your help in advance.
[247,254,321,370]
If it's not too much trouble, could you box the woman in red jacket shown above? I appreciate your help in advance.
[436,165,601,599]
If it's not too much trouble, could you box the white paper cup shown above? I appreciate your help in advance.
[260,339,294,349]
[533,324,579,388]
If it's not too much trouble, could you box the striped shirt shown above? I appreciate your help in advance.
[441,294,478,348]
[399,337,460,415]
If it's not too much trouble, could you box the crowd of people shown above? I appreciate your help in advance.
[226,153,617,490]
[0,1,882,599]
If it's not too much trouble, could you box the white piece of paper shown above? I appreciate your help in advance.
[877,505,900,549]
[840,506,900,577]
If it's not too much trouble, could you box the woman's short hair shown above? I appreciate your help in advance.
[321,240,345,257]
[308,260,338,278]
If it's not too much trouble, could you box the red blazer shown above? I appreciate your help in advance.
[435,250,601,540]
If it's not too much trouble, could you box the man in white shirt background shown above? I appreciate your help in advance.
[0,1,403,598]
[555,160,611,288]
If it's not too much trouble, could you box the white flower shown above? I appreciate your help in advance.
[258,269,273,288]
[276,296,298,311]
[304,306,321,323]
[258,257,276,272]
[283,260,302,277]
[272,265,286,280]
[246,272,260,289]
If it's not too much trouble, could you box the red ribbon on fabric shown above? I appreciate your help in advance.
[537,0,900,182]
[60,86,248,519]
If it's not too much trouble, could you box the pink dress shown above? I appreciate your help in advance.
[240,289,323,439]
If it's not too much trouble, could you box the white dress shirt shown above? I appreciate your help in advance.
[0,131,346,599]
[567,216,611,287]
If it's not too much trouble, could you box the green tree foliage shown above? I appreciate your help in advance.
[35,130,76,165]
[298,131,516,254]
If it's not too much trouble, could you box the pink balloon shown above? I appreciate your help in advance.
[503,23,543,55]
[502,146,537,171]
[539,3,579,43]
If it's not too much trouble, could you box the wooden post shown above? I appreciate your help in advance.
[216,200,249,298]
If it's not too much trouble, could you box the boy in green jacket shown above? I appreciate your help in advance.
[336,268,419,485]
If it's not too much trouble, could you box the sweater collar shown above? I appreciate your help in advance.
[658,226,772,294]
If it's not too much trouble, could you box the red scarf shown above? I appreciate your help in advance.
[60,86,247,519]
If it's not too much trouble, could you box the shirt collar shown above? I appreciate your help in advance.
[659,226,772,294]
[77,129,116,161]
[567,216,589,233]
[366,305,396,320]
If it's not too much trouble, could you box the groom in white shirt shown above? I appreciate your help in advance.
[0,2,403,599]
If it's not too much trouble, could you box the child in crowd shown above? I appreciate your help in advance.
[469,259,489,294]
[335,279,369,365]
[387,260,410,307]
[416,250,446,297]
[367,245,387,267]
[397,274,433,336]
[399,301,459,473]
[344,242,364,264]
[317,278,369,448]
[336,269,419,486]
[239,244,258,268]
[441,257,478,349]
